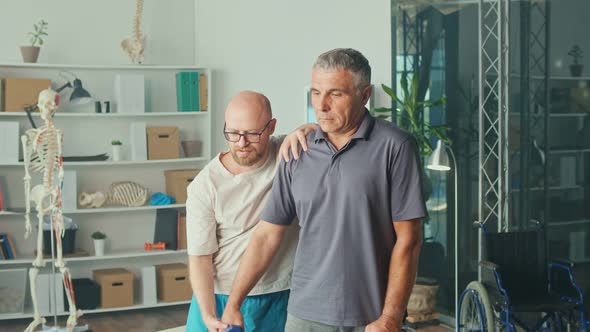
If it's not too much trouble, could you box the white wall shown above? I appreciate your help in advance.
[0,0,392,154]
[0,0,195,65]
[194,0,392,153]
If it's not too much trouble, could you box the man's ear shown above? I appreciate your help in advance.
[268,118,277,136]
[361,85,372,106]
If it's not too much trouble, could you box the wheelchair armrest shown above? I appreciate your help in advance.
[480,260,510,305]
[549,261,584,304]
[551,259,575,268]
[480,260,500,272]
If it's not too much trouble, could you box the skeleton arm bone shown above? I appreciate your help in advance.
[21,134,33,238]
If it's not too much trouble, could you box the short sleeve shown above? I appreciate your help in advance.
[390,137,428,221]
[186,174,219,255]
[260,159,296,225]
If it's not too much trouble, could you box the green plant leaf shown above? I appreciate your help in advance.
[372,107,391,114]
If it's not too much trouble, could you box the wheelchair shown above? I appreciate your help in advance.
[457,225,589,331]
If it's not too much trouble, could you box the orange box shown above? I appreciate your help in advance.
[147,127,179,160]
[156,263,191,302]
[92,268,134,308]
[164,169,199,203]
[3,78,52,112]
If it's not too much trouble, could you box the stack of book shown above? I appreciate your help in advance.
[0,233,17,260]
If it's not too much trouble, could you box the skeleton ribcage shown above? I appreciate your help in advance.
[26,128,61,179]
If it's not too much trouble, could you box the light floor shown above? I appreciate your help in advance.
[0,305,454,332]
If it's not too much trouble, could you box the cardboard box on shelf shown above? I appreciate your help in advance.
[164,169,199,203]
[93,268,134,308]
[177,213,187,250]
[156,263,191,302]
[569,87,590,113]
[147,127,179,160]
[3,77,52,112]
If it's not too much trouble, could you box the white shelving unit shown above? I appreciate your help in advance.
[0,299,191,321]
[0,111,209,118]
[0,63,209,319]
[0,249,187,266]
[2,203,187,216]
[1,157,207,167]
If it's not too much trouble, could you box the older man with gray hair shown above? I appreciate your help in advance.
[221,48,426,332]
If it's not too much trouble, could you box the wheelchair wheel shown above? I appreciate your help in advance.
[458,281,495,332]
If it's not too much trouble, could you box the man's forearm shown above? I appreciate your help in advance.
[381,226,422,325]
[226,222,284,310]
[189,255,217,319]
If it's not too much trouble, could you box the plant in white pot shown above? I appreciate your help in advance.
[111,140,123,161]
[91,231,106,256]
[20,19,48,63]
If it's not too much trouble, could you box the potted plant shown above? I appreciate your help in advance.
[91,231,106,256]
[372,72,450,201]
[372,72,451,156]
[111,140,123,161]
[20,19,48,63]
[568,44,584,77]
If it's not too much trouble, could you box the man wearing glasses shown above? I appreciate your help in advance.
[185,90,315,331]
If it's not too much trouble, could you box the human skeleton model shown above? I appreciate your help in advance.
[121,0,145,64]
[22,89,81,332]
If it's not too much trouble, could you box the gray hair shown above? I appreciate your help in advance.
[313,48,371,90]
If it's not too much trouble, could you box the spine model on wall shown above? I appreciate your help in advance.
[121,0,146,64]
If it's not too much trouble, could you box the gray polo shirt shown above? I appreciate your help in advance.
[261,111,427,326]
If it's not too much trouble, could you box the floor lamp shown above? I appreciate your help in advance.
[426,139,459,322]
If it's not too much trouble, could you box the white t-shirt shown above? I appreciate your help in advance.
[186,137,298,295]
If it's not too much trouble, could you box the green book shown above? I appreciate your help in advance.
[175,72,191,112]
[189,71,200,112]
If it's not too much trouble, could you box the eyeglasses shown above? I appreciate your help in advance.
[223,119,272,143]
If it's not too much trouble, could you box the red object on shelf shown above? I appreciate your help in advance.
[0,183,4,211]
[144,242,166,251]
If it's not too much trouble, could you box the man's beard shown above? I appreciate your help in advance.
[230,147,263,166]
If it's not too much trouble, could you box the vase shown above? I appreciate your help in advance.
[93,239,105,256]
[20,46,40,63]
[112,145,122,161]
[182,140,202,157]
[570,64,584,77]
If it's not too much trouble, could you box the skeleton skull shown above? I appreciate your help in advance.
[37,88,59,121]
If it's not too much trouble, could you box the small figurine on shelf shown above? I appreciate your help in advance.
[91,231,106,257]
[111,140,123,162]
[568,44,584,77]
[144,241,166,251]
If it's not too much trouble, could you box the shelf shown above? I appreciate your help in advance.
[0,112,208,118]
[0,249,187,266]
[0,299,190,320]
[68,204,186,214]
[487,73,590,81]
[547,219,590,227]
[549,148,590,154]
[0,157,207,167]
[1,204,186,216]
[510,112,588,118]
[530,75,590,81]
[511,185,582,192]
[0,63,204,71]
[0,211,20,216]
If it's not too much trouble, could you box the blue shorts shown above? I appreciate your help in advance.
[185,290,290,332]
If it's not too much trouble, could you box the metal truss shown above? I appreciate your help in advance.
[478,0,510,234]
[402,8,420,74]
[518,0,549,229]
